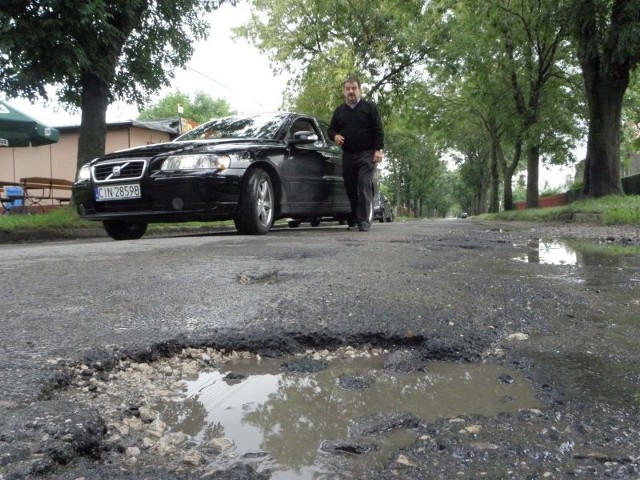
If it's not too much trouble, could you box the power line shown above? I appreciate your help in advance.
[185,66,267,108]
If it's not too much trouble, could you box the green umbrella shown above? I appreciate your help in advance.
[0,99,60,147]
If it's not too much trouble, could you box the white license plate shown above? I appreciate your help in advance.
[95,183,141,201]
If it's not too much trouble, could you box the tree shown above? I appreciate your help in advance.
[431,0,582,210]
[385,125,446,217]
[0,0,235,169]
[570,0,640,197]
[137,90,235,124]
[236,0,432,118]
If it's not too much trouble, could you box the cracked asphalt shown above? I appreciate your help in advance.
[0,219,639,479]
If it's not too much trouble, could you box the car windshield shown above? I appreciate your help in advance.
[175,113,289,141]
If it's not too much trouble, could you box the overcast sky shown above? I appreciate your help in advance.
[7,2,287,126]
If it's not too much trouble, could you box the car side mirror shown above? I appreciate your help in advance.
[287,130,318,145]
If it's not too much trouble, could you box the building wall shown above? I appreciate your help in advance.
[628,152,640,177]
[0,125,172,184]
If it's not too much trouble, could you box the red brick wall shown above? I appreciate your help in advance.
[515,192,568,210]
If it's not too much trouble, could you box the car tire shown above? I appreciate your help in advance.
[288,220,301,228]
[103,220,147,240]
[385,210,395,223]
[310,218,321,227]
[366,197,373,225]
[234,168,274,235]
[378,207,385,223]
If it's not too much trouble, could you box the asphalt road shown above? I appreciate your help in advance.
[1,219,639,479]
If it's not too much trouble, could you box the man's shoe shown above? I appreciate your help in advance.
[358,223,370,232]
[347,221,357,231]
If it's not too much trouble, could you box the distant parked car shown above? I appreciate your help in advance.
[373,191,394,223]
[72,112,353,240]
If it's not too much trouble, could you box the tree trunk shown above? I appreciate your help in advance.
[502,140,521,211]
[77,71,111,170]
[526,145,540,208]
[489,139,500,213]
[581,60,627,197]
[503,170,513,211]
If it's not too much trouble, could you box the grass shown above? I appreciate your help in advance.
[0,207,91,231]
[479,195,640,225]
[0,195,638,233]
[0,208,302,234]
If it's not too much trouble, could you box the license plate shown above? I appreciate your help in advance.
[95,183,141,201]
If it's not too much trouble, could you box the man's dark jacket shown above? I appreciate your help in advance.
[328,99,384,153]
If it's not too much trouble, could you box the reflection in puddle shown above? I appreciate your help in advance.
[154,356,542,478]
[515,239,640,267]
[515,240,578,265]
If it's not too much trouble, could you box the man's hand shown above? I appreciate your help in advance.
[373,150,383,163]
[334,134,345,146]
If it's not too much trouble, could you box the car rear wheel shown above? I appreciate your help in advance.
[385,209,395,222]
[288,220,301,228]
[103,220,147,240]
[234,168,274,235]
[310,218,321,227]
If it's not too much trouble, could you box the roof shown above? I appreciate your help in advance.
[56,118,179,135]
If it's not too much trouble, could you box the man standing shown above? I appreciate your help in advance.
[328,76,384,232]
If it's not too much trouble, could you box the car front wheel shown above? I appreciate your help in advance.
[235,168,274,235]
[103,220,147,240]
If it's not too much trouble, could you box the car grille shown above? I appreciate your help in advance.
[92,159,147,183]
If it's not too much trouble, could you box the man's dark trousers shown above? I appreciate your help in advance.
[343,150,375,228]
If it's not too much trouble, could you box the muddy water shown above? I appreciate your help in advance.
[154,356,542,478]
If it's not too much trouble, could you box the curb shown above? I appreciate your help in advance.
[0,228,107,244]
[0,225,239,244]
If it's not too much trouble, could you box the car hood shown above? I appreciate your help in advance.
[92,138,280,163]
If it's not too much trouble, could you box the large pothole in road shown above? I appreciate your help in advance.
[55,346,543,479]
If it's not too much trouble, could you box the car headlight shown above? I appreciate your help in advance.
[161,154,231,171]
[76,164,91,182]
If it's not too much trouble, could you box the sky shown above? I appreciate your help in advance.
[6,2,287,126]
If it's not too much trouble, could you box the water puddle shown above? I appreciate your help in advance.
[515,240,578,265]
[514,239,640,267]
[153,355,543,478]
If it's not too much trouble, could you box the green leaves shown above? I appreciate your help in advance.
[236,0,432,118]
[0,0,234,107]
[137,90,235,123]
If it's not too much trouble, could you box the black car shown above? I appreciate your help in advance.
[373,191,394,223]
[72,112,353,240]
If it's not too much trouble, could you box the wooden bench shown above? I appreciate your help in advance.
[19,177,73,211]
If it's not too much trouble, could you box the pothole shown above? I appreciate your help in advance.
[55,347,543,478]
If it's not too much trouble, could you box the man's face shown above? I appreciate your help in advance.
[343,81,361,105]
